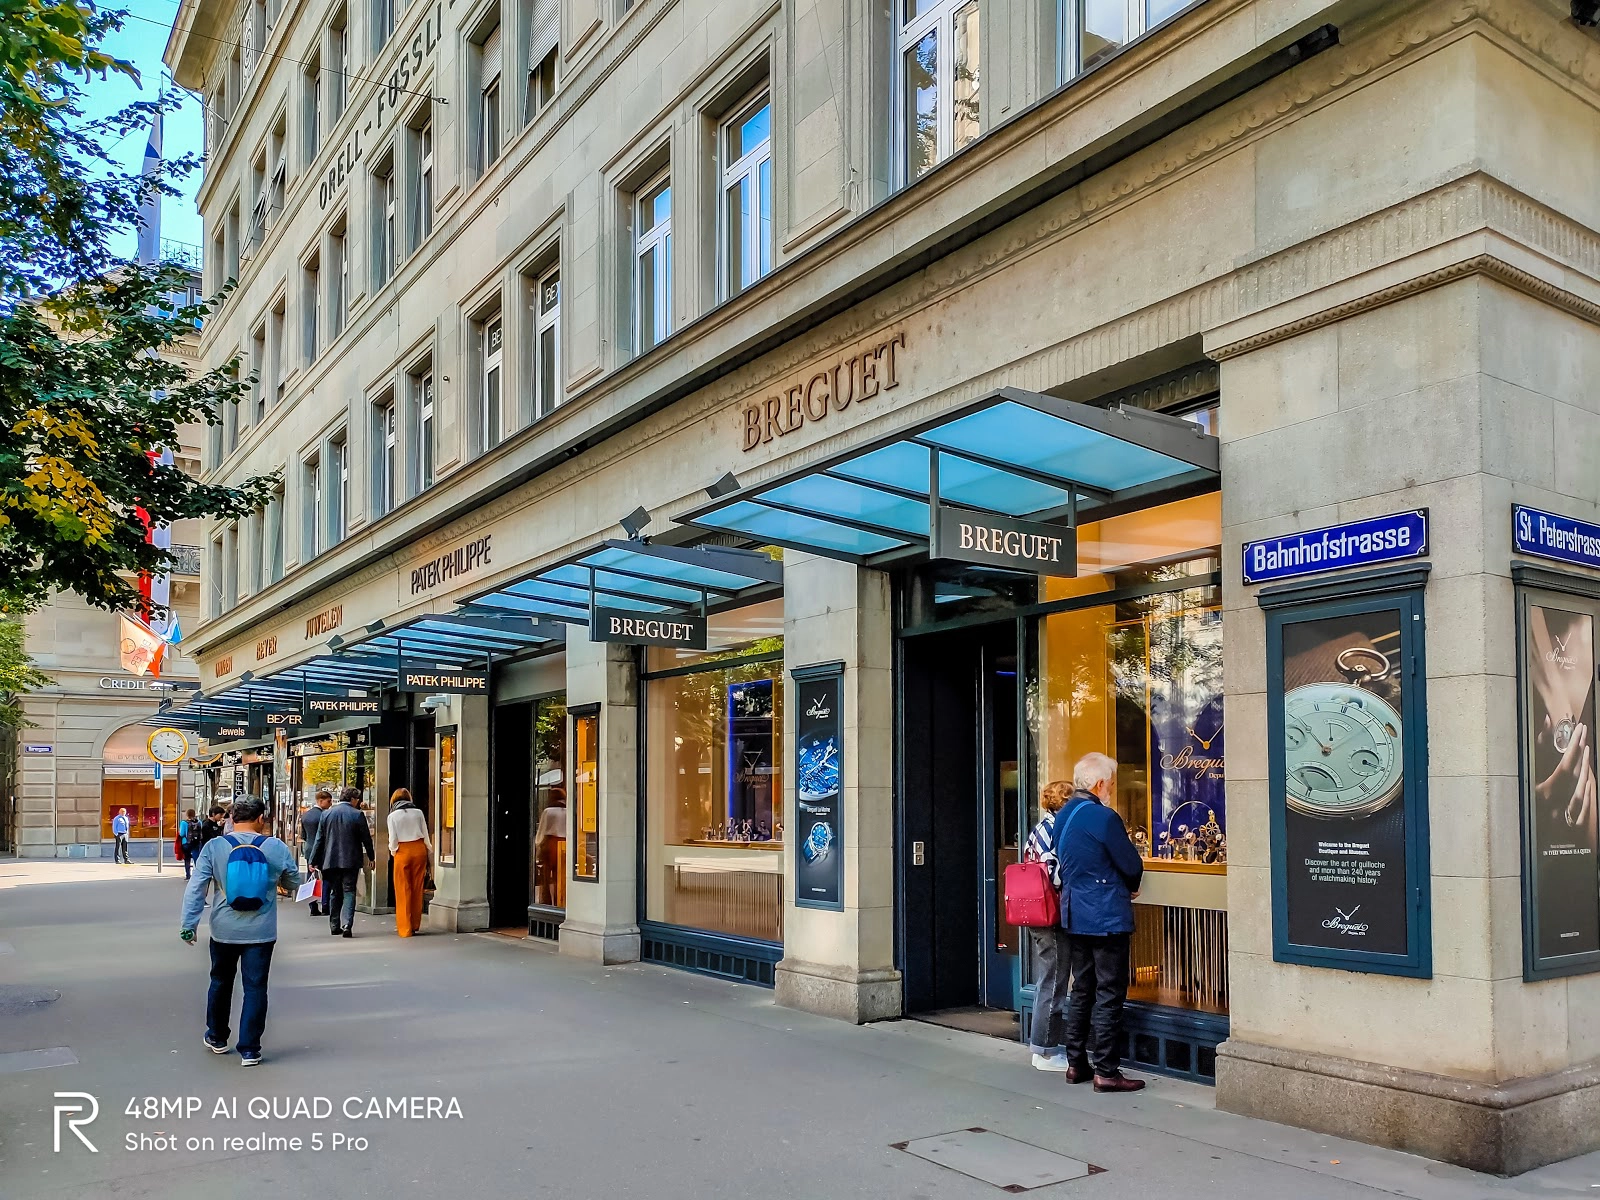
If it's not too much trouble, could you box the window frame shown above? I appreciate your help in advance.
[373,149,398,288]
[717,89,773,301]
[414,366,436,491]
[329,430,349,541]
[409,119,435,253]
[893,0,982,187]
[478,312,504,452]
[477,21,503,172]
[378,397,398,515]
[303,452,322,561]
[633,170,672,355]
[535,263,561,419]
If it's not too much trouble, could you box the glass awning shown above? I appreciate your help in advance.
[466,538,782,624]
[675,386,1219,564]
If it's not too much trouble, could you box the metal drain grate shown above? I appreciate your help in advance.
[892,1127,1102,1192]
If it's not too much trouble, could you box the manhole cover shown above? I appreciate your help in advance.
[892,1127,1102,1192]
[0,985,59,1015]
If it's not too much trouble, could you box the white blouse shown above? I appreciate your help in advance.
[387,805,432,853]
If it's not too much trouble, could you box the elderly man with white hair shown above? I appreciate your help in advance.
[1050,751,1145,1093]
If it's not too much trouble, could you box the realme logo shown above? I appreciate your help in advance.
[54,1093,98,1153]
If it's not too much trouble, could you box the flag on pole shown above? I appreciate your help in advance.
[136,111,163,265]
[119,613,167,678]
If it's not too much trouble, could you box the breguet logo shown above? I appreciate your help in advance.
[1159,744,1224,779]
[805,694,832,720]
[1321,905,1370,936]
[1546,630,1580,672]
[740,332,906,452]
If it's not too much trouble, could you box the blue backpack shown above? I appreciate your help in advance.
[220,834,275,912]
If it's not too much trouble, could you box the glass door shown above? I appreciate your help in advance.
[980,636,1022,1009]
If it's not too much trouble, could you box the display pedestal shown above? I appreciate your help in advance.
[1217,1040,1600,1175]
[775,959,901,1023]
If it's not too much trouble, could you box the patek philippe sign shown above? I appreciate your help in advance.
[793,662,845,910]
[397,664,489,693]
[590,608,708,650]
[1514,505,1600,572]
[306,695,381,716]
[933,506,1077,577]
[1243,510,1429,586]
[410,535,493,595]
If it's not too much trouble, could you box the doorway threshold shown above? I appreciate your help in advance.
[913,1007,1020,1042]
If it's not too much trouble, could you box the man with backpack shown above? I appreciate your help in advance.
[178,796,300,1066]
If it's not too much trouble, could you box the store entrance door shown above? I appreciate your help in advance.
[901,622,1022,1021]
[490,701,534,929]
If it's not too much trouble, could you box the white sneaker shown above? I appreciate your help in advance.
[1031,1052,1072,1072]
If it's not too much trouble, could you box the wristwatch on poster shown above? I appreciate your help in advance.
[1282,646,1404,819]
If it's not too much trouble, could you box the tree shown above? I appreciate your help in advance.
[0,1,275,615]
[0,617,51,729]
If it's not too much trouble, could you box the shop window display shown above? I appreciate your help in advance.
[438,730,457,865]
[531,696,567,908]
[573,711,598,880]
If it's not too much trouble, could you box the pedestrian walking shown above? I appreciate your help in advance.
[1024,780,1072,1072]
[178,809,198,879]
[386,788,432,937]
[308,786,373,938]
[197,805,226,849]
[178,795,300,1066]
[1053,751,1145,1093]
[301,789,333,917]
[111,807,131,864]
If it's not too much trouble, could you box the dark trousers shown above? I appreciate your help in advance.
[181,849,192,879]
[1028,926,1070,1052]
[1063,932,1132,1075]
[113,834,129,863]
[322,866,359,931]
[207,940,274,1055]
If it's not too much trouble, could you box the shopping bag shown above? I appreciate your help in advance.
[1003,860,1059,928]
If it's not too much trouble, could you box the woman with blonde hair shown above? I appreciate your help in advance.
[387,789,432,937]
[1025,780,1072,1071]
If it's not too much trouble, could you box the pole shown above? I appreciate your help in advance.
[154,760,164,874]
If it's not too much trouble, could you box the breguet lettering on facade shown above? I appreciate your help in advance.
[740,332,906,452]
[410,535,493,595]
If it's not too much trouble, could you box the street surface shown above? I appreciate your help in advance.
[1,861,1597,1199]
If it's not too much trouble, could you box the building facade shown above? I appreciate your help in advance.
[165,0,1600,1173]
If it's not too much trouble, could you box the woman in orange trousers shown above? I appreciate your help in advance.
[386,788,432,937]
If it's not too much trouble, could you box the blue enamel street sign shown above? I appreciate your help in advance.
[1514,504,1600,571]
[1242,510,1429,586]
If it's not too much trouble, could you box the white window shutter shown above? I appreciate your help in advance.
[480,25,502,91]
[530,0,559,69]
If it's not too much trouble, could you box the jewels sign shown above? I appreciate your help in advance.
[933,506,1077,577]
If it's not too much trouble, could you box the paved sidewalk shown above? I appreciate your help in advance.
[0,861,1597,1198]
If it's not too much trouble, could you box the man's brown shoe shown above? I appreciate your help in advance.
[1064,1062,1094,1085]
[1092,1072,1145,1093]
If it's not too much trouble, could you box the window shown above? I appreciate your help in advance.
[269,112,288,217]
[525,0,559,121]
[531,696,568,909]
[225,199,241,279]
[573,709,598,881]
[633,173,672,353]
[303,454,322,560]
[409,120,434,252]
[1064,0,1195,81]
[373,0,396,52]
[376,395,397,515]
[477,316,503,452]
[329,9,349,121]
[719,93,772,299]
[373,150,397,287]
[535,265,560,417]
[305,52,323,164]
[269,297,286,405]
[411,366,436,491]
[477,22,503,171]
[438,726,457,865]
[329,222,348,338]
[246,509,263,594]
[223,524,239,610]
[248,149,267,253]
[897,0,980,183]
[262,487,285,585]
[328,431,349,541]
[302,253,321,363]
[250,322,267,422]
[209,533,226,616]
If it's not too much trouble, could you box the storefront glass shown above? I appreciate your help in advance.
[532,696,567,908]
[573,711,598,880]
[644,601,785,942]
[101,776,178,840]
[438,729,457,865]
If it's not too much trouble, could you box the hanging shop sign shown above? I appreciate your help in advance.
[793,661,845,910]
[1242,510,1428,586]
[932,506,1076,577]
[397,664,489,693]
[249,706,305,729]
[1514,505,1600,572]
[739,332,906,452]
[1516,584,1600,979]
[589,608,707,650]
[1263,571,1432,978]
[306,695,381,716]
[200,719,257,741]
[410,534,493,595]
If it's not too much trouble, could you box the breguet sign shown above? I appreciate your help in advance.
[740,333,906,452]
[591,608,708,650]
[933,506,1077,577]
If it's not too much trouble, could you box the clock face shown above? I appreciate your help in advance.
[147,728,189,765]
[1283,682,1403,818]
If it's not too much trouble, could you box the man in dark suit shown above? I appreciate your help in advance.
[1052,751,1145,1093]
[300,789,333,917]
[309,787,374,938]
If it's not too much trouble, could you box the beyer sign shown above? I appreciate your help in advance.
[934,507,1077,577]
[591,608,708,650]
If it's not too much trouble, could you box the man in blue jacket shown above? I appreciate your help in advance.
[1051,751,1145,1093]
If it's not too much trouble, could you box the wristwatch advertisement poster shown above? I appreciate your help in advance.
[1279,609,1412,957]
[793,662,844,910]
[1519,594,1600,976]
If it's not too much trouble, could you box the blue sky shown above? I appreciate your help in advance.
[90,5,206,257]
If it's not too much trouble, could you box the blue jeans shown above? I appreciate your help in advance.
[322,866,359,931]
[207,940,275,1055]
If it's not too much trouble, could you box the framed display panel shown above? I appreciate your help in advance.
[572,705,600,881]
[1514,567,1600,980]
[792,660,845,910]
[437,726,458,866]
[1261,566,1432,977]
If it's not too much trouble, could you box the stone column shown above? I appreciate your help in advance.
[558,636,641,963]
[774,552,900,1022]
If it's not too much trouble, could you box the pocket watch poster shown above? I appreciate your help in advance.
[1523,604,1600,964]
[1280,610,1410,956]
[793,666,843,909]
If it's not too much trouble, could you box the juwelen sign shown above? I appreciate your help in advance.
[933,506,1077,577]
[590,608,708,650]
[397,664,489,693]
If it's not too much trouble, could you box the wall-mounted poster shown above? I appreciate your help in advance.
[793,661,844,910]
[1518,585,1600,979]
[1263,570,1432,977]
